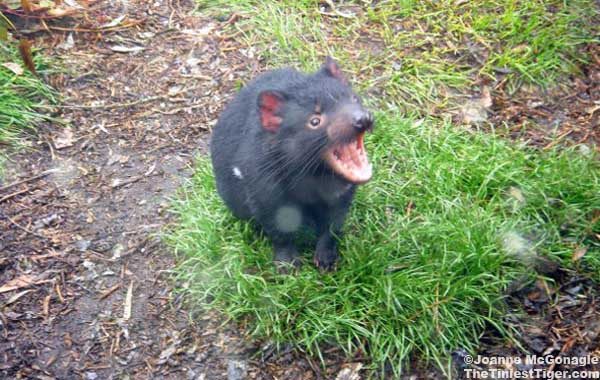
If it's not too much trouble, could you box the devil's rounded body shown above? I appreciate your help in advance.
[210,58,374,270]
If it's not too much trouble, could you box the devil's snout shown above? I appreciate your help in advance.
[351,110,374,132]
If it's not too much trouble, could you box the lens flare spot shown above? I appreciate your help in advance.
[232,166,243,179]
[275,206,302,233]
[501,230,536,263]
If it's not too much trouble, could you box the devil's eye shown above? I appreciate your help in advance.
[309,117,321,127]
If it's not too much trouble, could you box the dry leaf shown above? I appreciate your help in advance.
[336,363,363,380]
[144,162,156,176]
[47,6,80,17]
[461,86,493,124]
[2,62,24,75]
[101,14,126,28]
[480,86,492,108]
[54,127,75,149]
[508,187,525,202]
[461,102,488,124]
[63,0,84,8]
[572,246,588,262]
[0,274,37,293]
[3,289,35,306]
[57,33,74,50]
[158,344,177,364]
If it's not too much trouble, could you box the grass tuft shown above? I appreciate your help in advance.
[181,0,599,375]
[0,42,56,172]
[197,0,598,114]
[167,115,599,375]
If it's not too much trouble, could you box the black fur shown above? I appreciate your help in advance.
[210,58,373,271]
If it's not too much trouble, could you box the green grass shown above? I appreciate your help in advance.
[171,0,600,376]
[167,115,599,376]
[0,43,56,173]
[197,0,598,113]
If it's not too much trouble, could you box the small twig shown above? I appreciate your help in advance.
[123,280,134,321]
[110,175,144,189]
[0,170,54,192]
[23,251,63,262]
[178,74,213,80]
[543,130,573,150]
[218,26,253,41]
[54,95,166,110]
[320,0,353,18]
[0,186,35,203]
[576,131,591,144]
[157,103,209,115]
[306,357,323,380]
[224,12,241,26]
[55,283,64,303]
[40,18,50,33]
[2,213,48,240]
[99,284,121,300]
[0,8,79,20]
[317,10,353,18]
[47,20,146,33]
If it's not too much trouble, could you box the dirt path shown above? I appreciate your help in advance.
[0,1,269,378]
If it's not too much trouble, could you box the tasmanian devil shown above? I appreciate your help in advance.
[210,57,374,271]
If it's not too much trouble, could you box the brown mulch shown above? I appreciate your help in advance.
[1,1,268,379]
[0,1,598,380]
[467,274,600,379]
[488,44,600,149]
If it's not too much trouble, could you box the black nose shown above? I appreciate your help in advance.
[352,111,374,131]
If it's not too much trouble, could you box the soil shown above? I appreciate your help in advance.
[487,43,600,149]
[473,274,600,378]
[0,1,598,380]
[1,1,261,379]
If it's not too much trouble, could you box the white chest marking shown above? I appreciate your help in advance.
[232,166,243,179]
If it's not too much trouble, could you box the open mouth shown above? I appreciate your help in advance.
[324,131,372,184]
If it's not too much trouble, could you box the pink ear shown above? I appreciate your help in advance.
[258,91,284,133]
[321,56,347,84]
